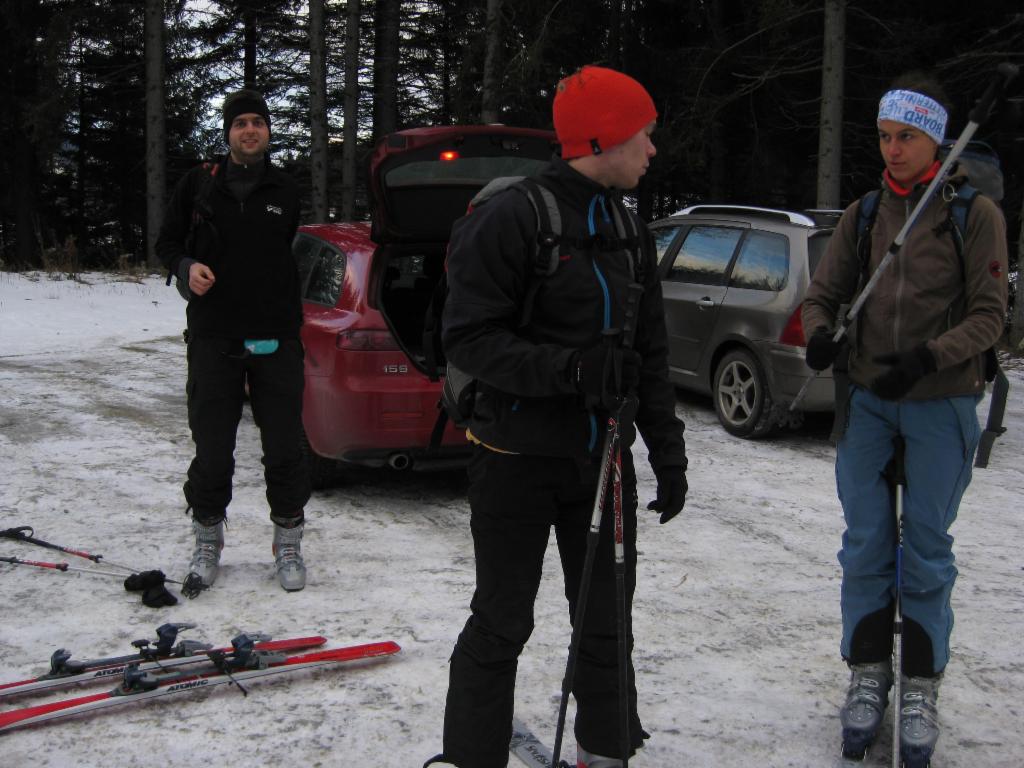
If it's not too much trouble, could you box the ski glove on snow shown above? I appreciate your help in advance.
[871,344,936,400]
[573,344,642,411]
[647,466,687,524]
[805,327,843,371]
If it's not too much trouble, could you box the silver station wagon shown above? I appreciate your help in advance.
[651,205,837,437]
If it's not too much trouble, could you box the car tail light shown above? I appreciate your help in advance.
[779,303,807,347]
[440,150,459,161]
[336,329,400,351]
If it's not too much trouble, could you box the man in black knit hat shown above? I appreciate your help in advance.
[156,88,310,594]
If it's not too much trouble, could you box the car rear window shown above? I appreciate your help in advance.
[668,226,743,286]
[729,230,789,291]
[385,156,550,187]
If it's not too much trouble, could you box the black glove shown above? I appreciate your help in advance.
[142,584,179,608]
[124,570,167,591]
[573,344,641,411]
[805,327,843,371]
[647,466,687,524]
[871,344,937,400]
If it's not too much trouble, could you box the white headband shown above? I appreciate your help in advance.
[877,89,948,144]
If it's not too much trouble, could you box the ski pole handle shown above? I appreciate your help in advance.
[1,556,69,571]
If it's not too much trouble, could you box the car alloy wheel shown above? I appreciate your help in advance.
[712,348,775,438]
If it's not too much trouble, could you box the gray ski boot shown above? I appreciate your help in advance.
[899,674,941,768]
[578,746,623,767]
[272,523,306,591]
[839,660,893,759]
[188,519,224,588]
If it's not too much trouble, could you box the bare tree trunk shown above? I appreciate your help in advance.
[243,6,258,89]
[372,0,400,138]
[816,0,845,209]
[1013,202,1024,350]
[145,0,166,269]
[480,0,501,124]
[608,0,622,70]
[309,0,329,221]
[341,0,361,220]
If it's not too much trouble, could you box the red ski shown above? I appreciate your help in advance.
[0,641,400,733]
[0,634,327,700]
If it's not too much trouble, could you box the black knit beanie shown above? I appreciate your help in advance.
[223,89,271,142]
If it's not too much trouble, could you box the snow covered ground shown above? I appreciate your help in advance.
[0,270,1021,768]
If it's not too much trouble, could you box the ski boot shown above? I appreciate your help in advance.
[839,660,893,760]
[272,522,306,591]
[578,745,623,767]
[187,519,224,588]
[899,674,941,768]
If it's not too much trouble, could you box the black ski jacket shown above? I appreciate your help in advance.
[442,156,687,470]
[156,155,302,340]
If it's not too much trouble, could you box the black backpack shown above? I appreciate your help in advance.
[422,176,644,448]
[164,161,220,301]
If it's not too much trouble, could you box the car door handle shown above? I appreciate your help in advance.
[696,297,715,309]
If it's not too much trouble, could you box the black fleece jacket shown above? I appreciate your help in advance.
[442,155,687,470]
[155,155,302,340]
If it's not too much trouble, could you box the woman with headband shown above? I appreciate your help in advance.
[801,72,1008,766]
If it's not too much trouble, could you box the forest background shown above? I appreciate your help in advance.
[2,1,1023,340]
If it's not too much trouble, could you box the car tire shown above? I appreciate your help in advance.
[712,349,776,438]
[299,426,343,490]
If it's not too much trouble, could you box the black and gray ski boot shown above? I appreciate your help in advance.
[899,674,941,768]
[272,522,306,592]
[839,660,893,759]
[187,519,224,588]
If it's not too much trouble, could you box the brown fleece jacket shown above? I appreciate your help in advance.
[803,168,1008,400]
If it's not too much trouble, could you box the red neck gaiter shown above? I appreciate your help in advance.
[883,160,941,197]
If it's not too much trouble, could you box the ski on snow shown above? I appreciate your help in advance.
[511,718,572,768]
[0,639,400,733]
[0,623,326,700]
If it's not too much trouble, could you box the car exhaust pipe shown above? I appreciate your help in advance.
[387,453,412,471]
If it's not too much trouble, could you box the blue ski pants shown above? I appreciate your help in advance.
[836,386,980,675]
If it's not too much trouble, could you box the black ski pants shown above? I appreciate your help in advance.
[183,336,309,525]
[442,446,643,767]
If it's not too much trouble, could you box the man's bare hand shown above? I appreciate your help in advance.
[189,262,216,296]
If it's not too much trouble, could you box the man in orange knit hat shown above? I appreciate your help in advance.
[424,65,687,768]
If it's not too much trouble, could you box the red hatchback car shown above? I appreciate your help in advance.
[295,125,557,486]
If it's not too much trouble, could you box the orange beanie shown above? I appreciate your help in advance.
[553,66,657,159]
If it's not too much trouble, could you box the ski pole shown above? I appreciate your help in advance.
[551,281,644,768]
[790,62,1019,412]
[0,555,184,586]
[884,436,907,768]
[611,429,631,767]
[1,555,138,580]
[0,525,153,575]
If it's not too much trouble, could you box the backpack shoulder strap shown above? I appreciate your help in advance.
[605,196,644,284]
[855,189,882,273]
[192,161,219,221]
[946,182,979,276]
[511,178,563,328]
[513,178,561,277]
